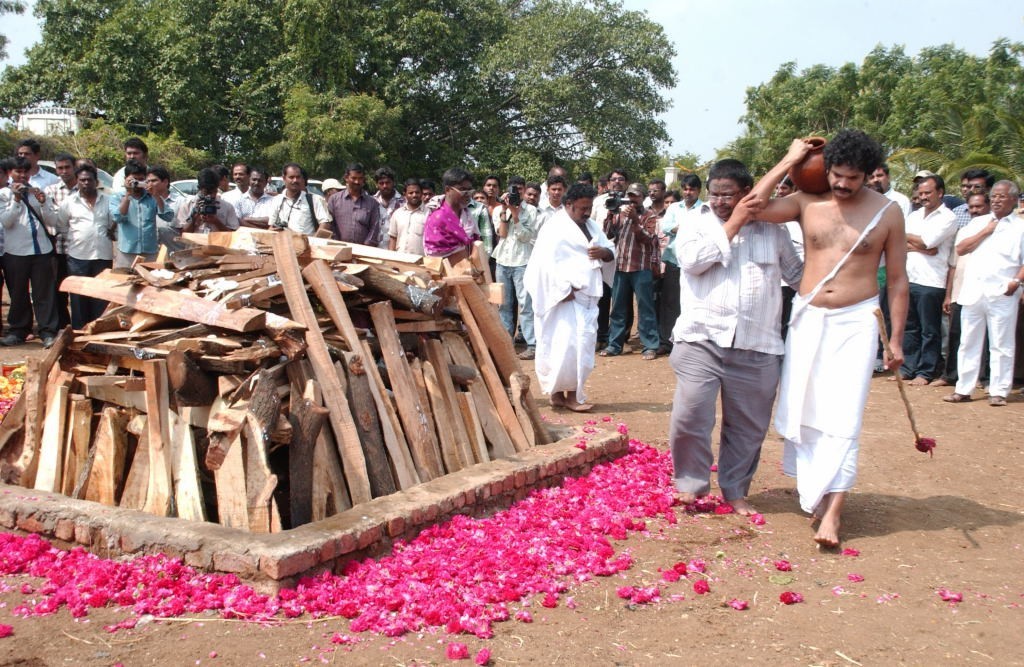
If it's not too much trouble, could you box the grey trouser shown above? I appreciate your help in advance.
[669,340,781,500]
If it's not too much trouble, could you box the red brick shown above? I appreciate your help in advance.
[319,539,341,562]
[185,550,212,569]
[502,476,515,492]
[423,503,439,522]
[386,515,406,537]
[74,522,92,545]
[336,532,357,555]
[120,533,144,553]
[260,549,317,580]
[16,513,45,534]
[452,493,466,510]
[212,551,257,576]
[438,496,454,515]
[489,481,503,496]
[54,519,75,542]
[525,467,539,485]
[514,471,527,488]
[356,524,383,550]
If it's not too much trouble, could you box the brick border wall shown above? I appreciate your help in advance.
[0,427,628,591]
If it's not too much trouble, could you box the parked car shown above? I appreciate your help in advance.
[170,180,241,199]
[38,160,114,193]
[268,177,324,197]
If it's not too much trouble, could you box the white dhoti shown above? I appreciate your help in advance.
[533,294,599,402]
[775,296,878,513]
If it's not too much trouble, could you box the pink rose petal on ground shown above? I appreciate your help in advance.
[749,513,766,525]
[617,423,629,435]
[0,624,12,638]
[938,588,963,603]
[541,592,557,608]
[514,610,533,623]
[779,591,804,605]
[728,598,748,610]
[774,560,792,571]
[841,548,860,557]
[662,569,681,583]
[847,573,865,583]
[474,647,492,666]
[616,586,636,600]
[672,561,689,575]
[687,559,707,573]
[208,651,218,658]
[446,642,470,660]
[714,503,734,515]
[693,580,710,595]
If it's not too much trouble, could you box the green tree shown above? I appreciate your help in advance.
[0,0,25,61]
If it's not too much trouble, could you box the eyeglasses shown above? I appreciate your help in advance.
[448,186,474,196]
[707,193,739,203]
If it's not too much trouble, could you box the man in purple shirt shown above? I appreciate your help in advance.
[327,163,382,246]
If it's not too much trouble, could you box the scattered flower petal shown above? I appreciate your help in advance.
[937,588,963,604]
[693,580,710,595]
[0,624,12,638]
[841,548,860,557]
[779,591,804,605]
[446,642,470,660]
[474,647,492,666]
[774,560,792,572]
[728,598,748,610]
[847,574,864,583]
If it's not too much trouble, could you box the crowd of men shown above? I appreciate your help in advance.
[3,129,1024,546]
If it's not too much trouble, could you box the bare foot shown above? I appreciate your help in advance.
[730,498,757,516]
[549,392,566,408]
[929,378,950,387]
[677,491,697,504]
[564,392,593,412]
[813,492,845,548]
[814,516,841,548]
[908,376,930,386]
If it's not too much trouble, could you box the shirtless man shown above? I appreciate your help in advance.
[751,129,908,547]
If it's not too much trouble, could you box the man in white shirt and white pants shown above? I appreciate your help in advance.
[944,180,1024,407]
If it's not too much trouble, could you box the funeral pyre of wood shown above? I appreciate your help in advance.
[0,230,551,533]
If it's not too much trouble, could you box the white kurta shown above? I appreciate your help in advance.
[524,209,615,402]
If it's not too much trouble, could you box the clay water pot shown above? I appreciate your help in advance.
[788,136,829,194]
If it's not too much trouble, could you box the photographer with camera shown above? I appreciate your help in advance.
[589,168,630,348]
[110,159,174,269]
[176,167,240,235]
[0,156,59,347]
[493,175,540,359]
[598,183,661,359]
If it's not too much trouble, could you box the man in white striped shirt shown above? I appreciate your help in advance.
[669,159,803,516]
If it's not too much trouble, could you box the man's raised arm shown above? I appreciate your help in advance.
[750,139,817,224]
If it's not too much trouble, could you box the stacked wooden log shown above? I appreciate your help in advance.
[0,230,551,532]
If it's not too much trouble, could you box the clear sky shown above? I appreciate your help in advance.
[3,0,1022,161]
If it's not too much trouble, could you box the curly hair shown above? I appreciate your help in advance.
[823,129,883,175]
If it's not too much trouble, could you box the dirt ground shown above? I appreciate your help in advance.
[0,340,1022,666]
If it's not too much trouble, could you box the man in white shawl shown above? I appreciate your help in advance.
[524,183,615,412]
[752,130,908,548]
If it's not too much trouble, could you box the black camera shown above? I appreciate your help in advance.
[605,191,625,212]
[195,193,219,217]
[129,178,145,192]
[507,185,521,207]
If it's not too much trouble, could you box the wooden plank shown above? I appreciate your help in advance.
[441,333,516,458]
[167,350,218,406]
[75,376,210,428]
[88,408,130,507]
[61,395,93,497]
[456,393,489,464]
[471,240,493,283]
[18,358,43,488]
[143,360,173,517]
[61,276,267,333]
[242,420,279,533]
[339,355,397,498]
[456,282,552,445]
[359,340,419,490]
[301,260,364,351]
[169,409,205,522]
[453,285,535,450]
[33,385,68,493]
[395,320,461,334]
[213,434,248,530]
[288,386,328,528]
[0,390,26,457]
[424,338,474,469]
[421,360,466,474]
[287,364,351,519]
[272,231,371,504]
[369,301,444,482]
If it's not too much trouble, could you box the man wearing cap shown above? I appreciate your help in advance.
[321,178,343,202]
[901,173,957,385]
[599,182,660,359]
